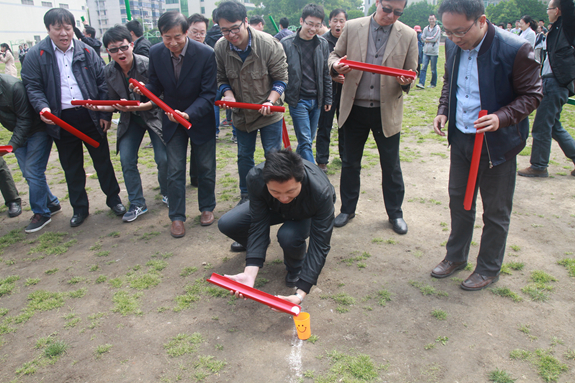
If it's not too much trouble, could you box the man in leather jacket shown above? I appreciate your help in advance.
[430,0,542,290]
[218,150,335,306]
[518,0,575,178]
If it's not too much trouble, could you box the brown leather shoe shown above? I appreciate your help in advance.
[200,211,215,226]
[430,259,467,278]
[170,220,185,238]
[518,166,548,177]
[318,163,328,173]
[460,272,499,291]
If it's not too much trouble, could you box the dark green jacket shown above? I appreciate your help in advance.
[0,74,45,151]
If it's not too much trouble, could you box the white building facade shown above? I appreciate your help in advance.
[0,0,88,49]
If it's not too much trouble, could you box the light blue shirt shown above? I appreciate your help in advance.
[455,33,487,134]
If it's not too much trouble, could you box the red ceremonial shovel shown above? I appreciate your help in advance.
[463,110,488,211]
[206,273,301,316]
[40,111,100,148]
[282,118,291,150]
[215,100,286,113]
[71,100,140,107]
[129,78,192,129]
[339,58,417,80]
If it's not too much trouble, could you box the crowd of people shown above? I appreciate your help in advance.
[1,0,574,302]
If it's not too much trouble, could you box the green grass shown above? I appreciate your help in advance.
[68,288,87,298]
[530,270,558,284]
[95,275,108,284]
[24,278,40,286]
[377,289,392,306]
[95,344,113,358]
[0,229,25,254]
[140,231,161,241]
[28,232,77,255]
[254,278,269,288]
[490,287,523,302]
[307,334,320,344]
[164,333,204,357]
[146,259,168,271]
[0,275,20,297]
[127,272,162,290]
[409,280,448,297]
[314,350,380,383]
[488,368,516,383]
[180,267,198,277]
[522,284,552,302]
[44,341,68,358]
[45,268,59,275]
[431,309,447,320]
[67,276,87,284]
[112,290,143,316]
[557,258,575,277]
[509,348,568,382]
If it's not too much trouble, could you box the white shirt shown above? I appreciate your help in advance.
[455,33,486,134]
[520,28,536,48]
[51,39,84,110]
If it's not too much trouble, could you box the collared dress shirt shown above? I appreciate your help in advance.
[52,40,84,110]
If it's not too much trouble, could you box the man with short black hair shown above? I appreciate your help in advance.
[205,8,223,48]
[22,8,126,228]
[328,0,417,234]
[126,19,152,57]
[281,3,332,165]
[518,0,575,178]
[431,0,541,290]
[274,17,294,41]
[74,24,102,55]
[136,11,217,237]
[214,1,289,205]
[249,15,265,31]
[416,14,440,89]
[187,13,209,42]
[218,149,335,304]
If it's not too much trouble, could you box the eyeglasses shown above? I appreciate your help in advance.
[303,20,323,29]
[443,18,478,38]
[190,30,206,37]
[108,45,130,54]
[546,6,557,10]
[380,4,404,17]
[221,22,243,36]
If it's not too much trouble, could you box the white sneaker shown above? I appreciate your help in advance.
[162,195,169,207]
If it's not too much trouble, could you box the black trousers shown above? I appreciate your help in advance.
[54,108,121,215]
[445,128,517,276]
[218,201,311,274]
[315,86,344,165]
[339,105,404,219]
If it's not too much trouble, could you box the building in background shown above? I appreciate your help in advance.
[87,0,164,37]
[164,0,254,20]
[0,0,87,49]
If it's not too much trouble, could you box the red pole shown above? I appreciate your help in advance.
[215,100,285,113]
[40,111,100,148]
[282,118,291,150]
[463,110,488,211]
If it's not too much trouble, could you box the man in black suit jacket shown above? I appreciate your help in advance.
[139,11,217,238]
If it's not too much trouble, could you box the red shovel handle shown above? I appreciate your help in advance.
[215,100,285,113]
[40,111,100,148]
[71,100,140,106]
[339,58,417,80]
[463,110,488,211]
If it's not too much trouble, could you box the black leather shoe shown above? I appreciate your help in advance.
[237,194,249,206]
[389,218,408,234]
[70,213,89,227]
[334,213,355,227]
[7,201,22,218]
[285,271,300,288]
[230,242,246,252]
[111,203,127,216]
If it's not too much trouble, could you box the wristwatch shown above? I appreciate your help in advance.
[295,291,304,304]
[264,99,273,104]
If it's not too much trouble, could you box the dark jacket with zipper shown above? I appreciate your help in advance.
[322,30,343,102]
[0,74,45,151]
[438,22,542,167]
[133,36,152,58]
[544,0,575,93]
[281,29,332,108]
[21,36,111,140]
[245,160,336,294]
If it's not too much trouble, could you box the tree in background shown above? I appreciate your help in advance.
[399,1,438,28]
[486,0,547,26]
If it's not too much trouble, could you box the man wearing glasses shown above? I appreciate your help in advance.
[214,1,288,211]
[328,0,417,234]
[83,25,168,223]
[281,4,332,165]
[430,0,541,290]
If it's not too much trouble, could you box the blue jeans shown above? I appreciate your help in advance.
[118,119,168,207]
[14,131,59,217]
[236,119,283,194]
[418,54,438,87]
[290,99,321,163]
[530,77,575,170]
[167,126,216,221]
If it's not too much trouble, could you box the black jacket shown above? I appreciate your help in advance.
[205,25,222,49]
[322,30,342,101]
[439,22,542,167]
[245,160,336,293]
[21,36,111,139]
[74,27,102,54]
[0,74,45,151]
[133,36,152,58]
[546,0,575,92]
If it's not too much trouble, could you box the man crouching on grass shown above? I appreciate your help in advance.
[218,150,335,305]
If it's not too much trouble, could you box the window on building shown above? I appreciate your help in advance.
[77,20,81,27]
[21,0,34,5]
[201,6,205,13]
[166,0,178,4]
[34,35,41,43]
[59,3,68,8]
[82,5,85,9]
[41,1,52,6]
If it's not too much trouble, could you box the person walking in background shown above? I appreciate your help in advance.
[414,25,423,75]
[274,17,294,41]
[431,0,541,290]
[0,44,17,77]
[21,8,126,228]
[315,8,347,172]
[214,1,288,206]
[534,24,546,64]
[0,73,61,232]
[518,0,575,178]
[18,44,29,66]
[511,20,521,34]
[518,15,537,47]
[328,0,418,234]
[249,15,266,32]
[281,3,332,165]
[416,14,440,89]
[126,20,152,57]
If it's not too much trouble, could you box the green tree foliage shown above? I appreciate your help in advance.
[486,0,548,26]
[400,1,438,28]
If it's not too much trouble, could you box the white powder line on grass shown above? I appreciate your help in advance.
[286,321,303,382]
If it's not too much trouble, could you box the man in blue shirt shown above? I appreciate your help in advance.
[431,0,542,290]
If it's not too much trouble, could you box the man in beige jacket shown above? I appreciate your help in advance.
[328,0,417,234]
